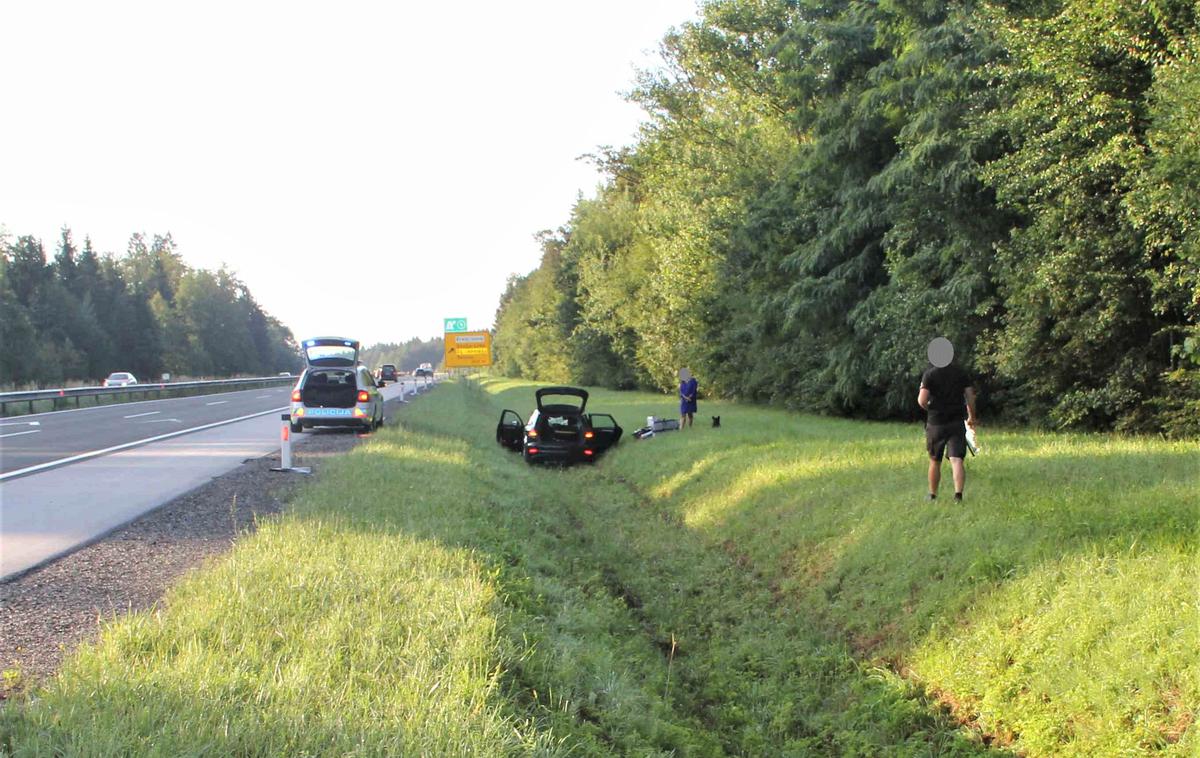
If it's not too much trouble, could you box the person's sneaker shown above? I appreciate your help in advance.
[927,493,937,501]
[954,492,963,502]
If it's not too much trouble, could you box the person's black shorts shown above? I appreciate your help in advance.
[926,422,966,461]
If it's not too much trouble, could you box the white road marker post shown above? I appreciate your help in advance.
[270,414,311,474]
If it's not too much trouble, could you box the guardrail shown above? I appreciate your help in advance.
[0,376,296,417]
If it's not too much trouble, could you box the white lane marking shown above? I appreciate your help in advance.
[206,400,228,406]
[255,395,272,399]
[0,406,289,482]
[0,420,40,428]
[139,418,183,424]
[0,429,41,439]
[123,410,161,419]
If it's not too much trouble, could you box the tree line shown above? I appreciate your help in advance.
[492,0,1200,435]
[0,228,300,388]
[359,337,445,374]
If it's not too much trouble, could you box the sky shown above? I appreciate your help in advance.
[1,0,699,346]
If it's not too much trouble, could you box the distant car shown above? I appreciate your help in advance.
[497,386,622,464]
[102,372,138,387]
[413,363,434,378]
[278,371,293,377]
[289,337,384,434]
[375,364,398,384]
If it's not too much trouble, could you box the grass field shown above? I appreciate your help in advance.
[2,377,1196,756]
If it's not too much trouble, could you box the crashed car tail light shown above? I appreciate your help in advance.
[584,431,594,439]
[291,389,302,402]
[357,390,370,403]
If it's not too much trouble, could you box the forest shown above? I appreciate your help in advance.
[492,0,1200,435]
[359,337,445,374]
[0,228,300,388]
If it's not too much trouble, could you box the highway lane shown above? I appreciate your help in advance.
[0,385,294,477]
[0,379,423,478]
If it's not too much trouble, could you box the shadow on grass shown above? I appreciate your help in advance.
[474,378,1200,754]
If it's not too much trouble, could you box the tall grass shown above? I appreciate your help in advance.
[2,377,1195,756]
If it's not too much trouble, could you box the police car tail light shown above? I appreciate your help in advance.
[528,447,539,454]
[584,431,594,439]
[527,429,538,438]
[357,390,370,403]
[291,389,302,402]
[583,449,594,456]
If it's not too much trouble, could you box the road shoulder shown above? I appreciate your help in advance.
[0,430,362,696]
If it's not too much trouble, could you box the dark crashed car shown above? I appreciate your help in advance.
[497,386,622,464]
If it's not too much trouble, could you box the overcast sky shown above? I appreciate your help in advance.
[2,1,698,345]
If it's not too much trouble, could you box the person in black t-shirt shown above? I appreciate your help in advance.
[918,338,977,502]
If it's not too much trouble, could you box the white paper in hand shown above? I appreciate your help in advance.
[965,424,981,455]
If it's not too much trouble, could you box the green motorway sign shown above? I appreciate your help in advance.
[444,317,468,333]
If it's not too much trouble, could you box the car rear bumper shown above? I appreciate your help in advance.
[292,404,374,426]
[523,443,585,462]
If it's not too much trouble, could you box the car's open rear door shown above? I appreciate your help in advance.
[497,410,525,450]
[587,413,622,452]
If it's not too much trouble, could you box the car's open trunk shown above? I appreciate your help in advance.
[302,369,357,408]
[543,412,581,442]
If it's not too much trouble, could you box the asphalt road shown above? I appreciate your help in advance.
[0,379,425,479]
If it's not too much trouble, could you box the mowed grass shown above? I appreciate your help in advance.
[486,377,1199,756]
[2,377,1196,756]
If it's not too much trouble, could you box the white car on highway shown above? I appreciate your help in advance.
[289,337,384,434]
[102,372,138,387]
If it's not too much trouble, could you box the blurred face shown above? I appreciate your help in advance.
[927,338,954,367]
[678,367,692,381]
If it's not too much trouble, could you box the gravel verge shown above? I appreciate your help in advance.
[0,428,366,697]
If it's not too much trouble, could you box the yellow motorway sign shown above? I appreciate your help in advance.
[444,330,492,368]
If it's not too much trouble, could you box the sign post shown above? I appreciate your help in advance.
[444,330,493,369]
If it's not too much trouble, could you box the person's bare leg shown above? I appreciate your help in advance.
[928,458,941,496]
[950,457,965,496]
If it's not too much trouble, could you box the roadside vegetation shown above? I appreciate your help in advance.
[0,229,299,389]
[2,378,1196,756]
[492,0,1200,436]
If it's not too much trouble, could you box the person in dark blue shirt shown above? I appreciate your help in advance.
[918,338,977,501]
[679,367,698,429]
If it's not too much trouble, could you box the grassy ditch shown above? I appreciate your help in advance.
[2,377,1196,756]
